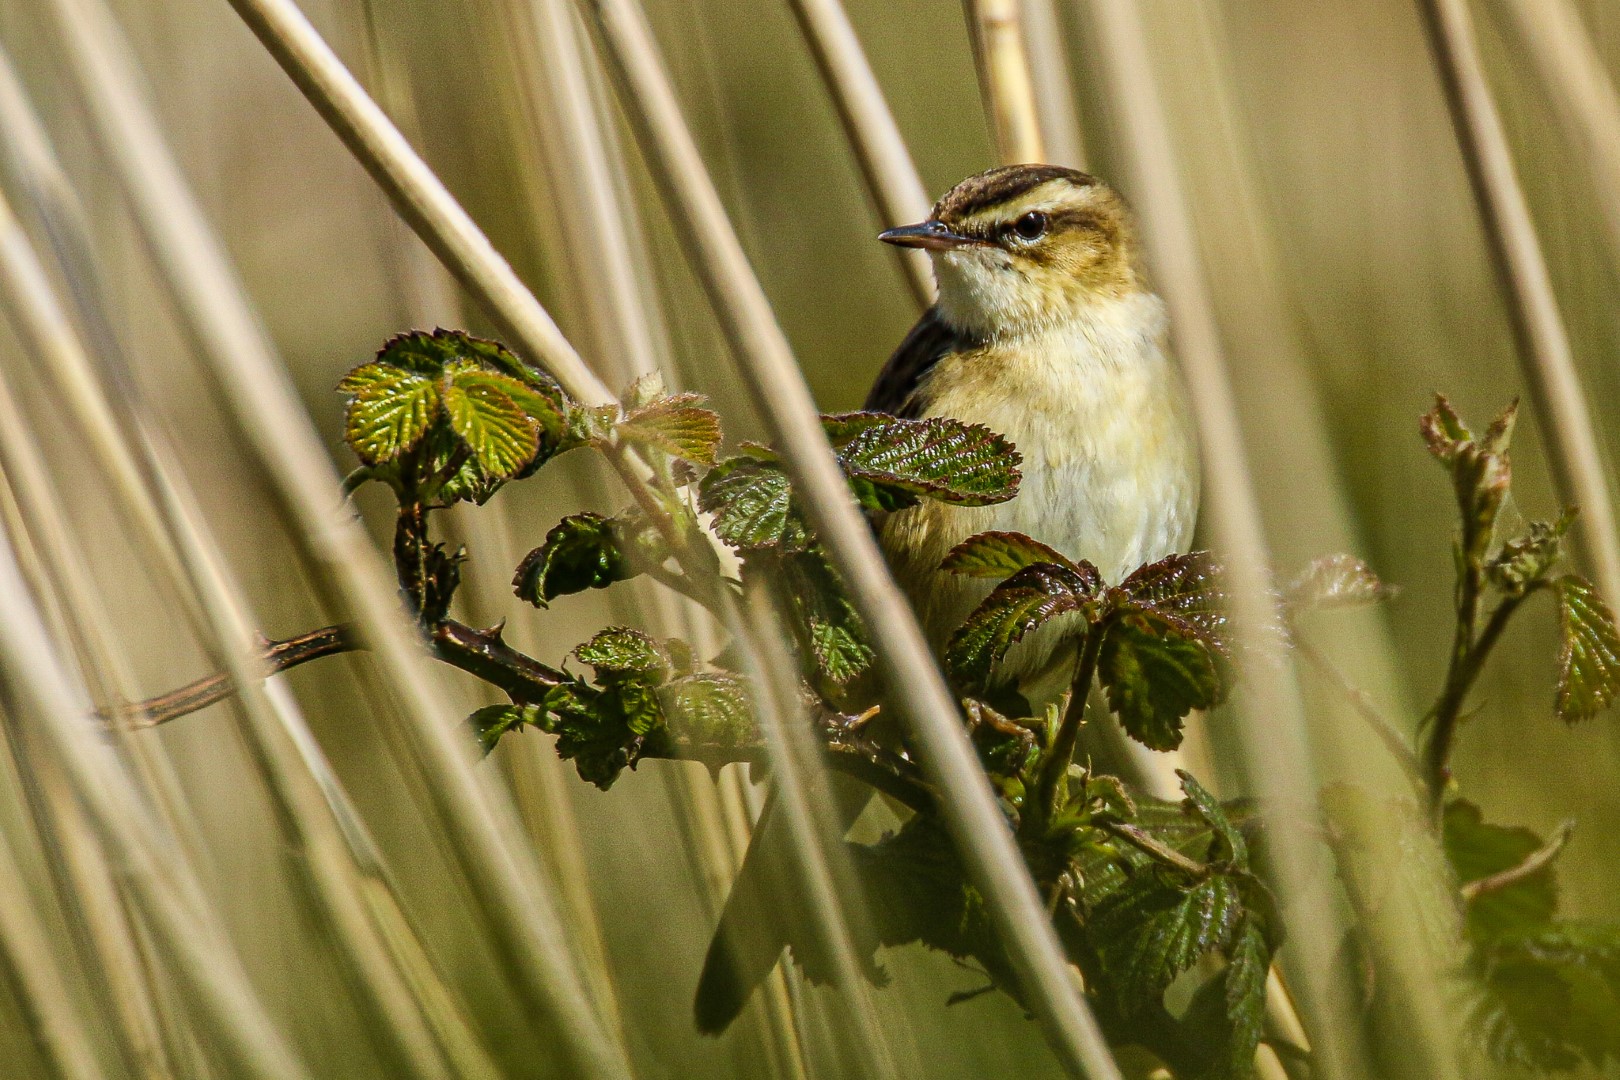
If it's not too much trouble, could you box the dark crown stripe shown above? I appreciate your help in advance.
[934,164,1096,222]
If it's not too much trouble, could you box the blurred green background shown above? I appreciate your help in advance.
[0,0,1618,1076]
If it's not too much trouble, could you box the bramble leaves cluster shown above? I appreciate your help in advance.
[327,330,1620,1079]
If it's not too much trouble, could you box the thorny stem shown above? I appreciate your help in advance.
[1031,624,1105,830]
[1422,587,1531,813]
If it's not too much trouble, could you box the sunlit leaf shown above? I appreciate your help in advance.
[945,562,1099,694]
[1554,576,1620,722]
[658,672,755,746]
[618,392,722,465]
[574,627,672,681]
[940,531,1074,579]
[443,367,539,478]
[1178,771,1246,866]
[774,550,872,684]
[1098,610,1222,751]
[1118,552,1232,658]
[342,371,438,464]
[1284,553,1395,612]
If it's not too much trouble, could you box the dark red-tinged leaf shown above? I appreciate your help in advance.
[1284,554,1395,612]
[1421,396,1517,564]
[944,561,1099,694]
[940,531,1076,579]
[1554,576,1620,722]
[1118,552,1232,658]
[823,412,1021,510]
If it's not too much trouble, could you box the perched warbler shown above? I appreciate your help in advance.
[694,164,1200,1033]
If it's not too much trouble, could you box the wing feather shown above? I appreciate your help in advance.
[863,306,966,418]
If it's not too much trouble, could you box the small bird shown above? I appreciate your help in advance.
[694,164,1200,1033]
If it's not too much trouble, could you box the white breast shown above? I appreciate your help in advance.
[879,292,1199,684]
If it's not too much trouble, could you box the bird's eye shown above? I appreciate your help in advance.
[1009,211,1048,242]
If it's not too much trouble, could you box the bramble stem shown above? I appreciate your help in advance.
[1422,587,1529,812]
[1031,625,1105,828]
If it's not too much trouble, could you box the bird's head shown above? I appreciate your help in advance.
[880,164,1144,338]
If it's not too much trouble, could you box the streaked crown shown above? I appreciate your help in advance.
[881,164,1145,337]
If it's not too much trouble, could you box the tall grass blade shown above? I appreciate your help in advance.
[963,0,1047,164]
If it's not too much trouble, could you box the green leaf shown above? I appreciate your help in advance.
[944,562,1100,694]
[443,365,540,478]
[699,458,810,551]
[573,627,672,682]
[467,703,537,756]
[658,672,755,746]
[1218,919,1271,1080]
[765,550,872,684]
[342,370,439,464]
[1178,771,1246,867]
[513,513,644,608]
[1090,872,1246,1017]
[1475,922,1620,1071]
[1284,553,1395,612]
[618,393,722,465]
[1444,800,1558,943]
[1554,575,1620,722]
[1098,610,1222,752]
[824,412,1021,510]
[940,531,1075,579]
[1489,509,1575,597]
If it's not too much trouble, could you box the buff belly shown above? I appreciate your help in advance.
[878,300,1199,692]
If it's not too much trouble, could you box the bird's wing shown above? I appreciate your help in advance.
[863,306,965,417]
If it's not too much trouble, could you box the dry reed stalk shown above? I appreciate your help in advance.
[575,1,1123,1075]
[0,174,470,1078]
[1415,0,1620,611]
[736,585,899,1077]
[0,532,311,1079]
[1073,1,1407,1076]
[0,805,110,1080]
[43,0,634,1073]
[1018,0,1087,167]
[1485,0,1620,290]
[963,0,1047,164]
[784,0,934,306]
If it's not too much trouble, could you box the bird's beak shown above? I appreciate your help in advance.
[878,220,980,250]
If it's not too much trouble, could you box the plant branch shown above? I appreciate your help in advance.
[1459,818,1574,902]
[1422,589,1530,810]
[1031,624,1105,829]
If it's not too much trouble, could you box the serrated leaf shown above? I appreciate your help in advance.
[467,703,537,756]
[1220,920,1271,1080]
[944,562,1099,694]
[442,369,539,478]
[658,672,755,745]
[769,550,872,684]
[825,412,1021,510]
[699,458,810,551]
[1179,771,1246,867]
[513,513,636,608]
[1477,922,1620,1071]
[1099,610,1223,752]
[1284,554,1395,612]
[1119,552,1232,658]
[1488,510,1575,597]
[940,531,1075,579]
[1554,576,1620,722]
[343,371,438,464]
[618,393,721,465]
[573,627,671,681]
[1444,800,1558,943]
[1090,872,1246,1017]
